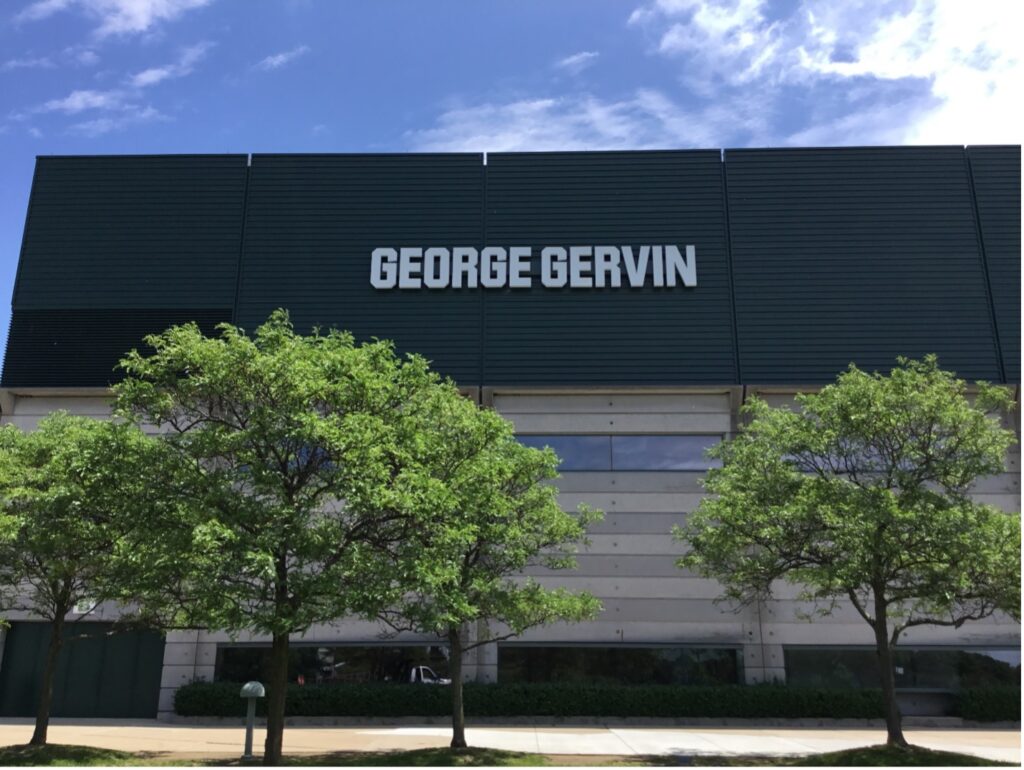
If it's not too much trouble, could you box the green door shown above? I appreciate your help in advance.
[0,622,164,718]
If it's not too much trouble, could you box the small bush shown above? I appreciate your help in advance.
[174,681,886,719]
[956,687,1021,722]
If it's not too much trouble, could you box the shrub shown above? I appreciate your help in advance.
[174,681,886,719]
[956,687,1021,722]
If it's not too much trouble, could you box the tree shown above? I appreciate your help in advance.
[676,356,1020,748]
[0,413,162,746]
[112,310,454,766]
[377,390,601,748]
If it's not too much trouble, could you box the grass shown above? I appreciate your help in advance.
[0,743,1012,767]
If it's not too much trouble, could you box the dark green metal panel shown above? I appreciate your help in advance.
[1,308,231,387]
[235,154,485,384]
[0,622,164,718]
[482,151,737,385]
[967,146,1020,383]
[725,146,1004,383]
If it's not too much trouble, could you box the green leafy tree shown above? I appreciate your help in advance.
[113,311,452,765]
[677,356,1020,748]
[0,413,162,746]
[378,391,601,748]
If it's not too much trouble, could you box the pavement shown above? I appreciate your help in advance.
[0,719,1019,764]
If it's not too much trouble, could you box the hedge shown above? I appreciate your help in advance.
[956,687,1021,722]
[174,681,886,719]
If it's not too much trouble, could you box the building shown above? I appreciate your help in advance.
[0,146,1019,720]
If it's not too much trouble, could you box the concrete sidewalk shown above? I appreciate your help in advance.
[0,719,1019,764]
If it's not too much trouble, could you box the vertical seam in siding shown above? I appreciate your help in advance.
[479,158,488,391]
[231,155,253,327]
[963,148,1007,384]
[720,150,743,384]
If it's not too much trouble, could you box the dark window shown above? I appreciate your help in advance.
[215,645,449,685]
[518,434,721,471]
[498,645,740,685]
[784,647,1021,691]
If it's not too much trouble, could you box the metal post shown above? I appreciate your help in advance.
[243,697,256,760]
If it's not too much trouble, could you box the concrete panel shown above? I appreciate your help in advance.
[160,664,199,689]
[9,396,113,416]
[554,472,708,494]
[493,393,732,414]
[558,493,704,513]
[509,412,730,434]
[581,534,687,556]
[161,642,200,667]
[513,621,751,644]
[586,512,688,535]
[525,554,686,578]
[524,576,727,600]
[594,598,744,623]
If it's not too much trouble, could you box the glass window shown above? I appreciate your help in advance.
[518,434,721,471]
[498,645,740,686]
[517,435,611,471]
[215,645,449,685]
[612,435,721,470]
[784,647,1021,691]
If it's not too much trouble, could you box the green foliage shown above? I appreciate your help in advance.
[113,309,454,637]
[173,680,888,719]
[956,687,1021,722]
[377,383,601,644]
[700,745,1018,767]
[678,356,1020,642]
[0,413,164,622]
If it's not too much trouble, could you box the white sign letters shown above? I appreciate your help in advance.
[370,245,697,290]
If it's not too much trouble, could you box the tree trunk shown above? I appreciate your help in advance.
[30,614,66,746]
[872,596,908,748]
[262,632,290,765]
[448,628,467,749]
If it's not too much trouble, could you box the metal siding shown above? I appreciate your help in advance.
[1,308,231,387]
[726,146,1004,383]
[14,155,247,308]
[234,154,485,384]
[483,151,737,385]
[967,145,1021,383]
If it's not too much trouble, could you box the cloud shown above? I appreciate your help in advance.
[627,0,1021,145]
[15,0,214,37]
[407,89,770,152]
[28,126,44,137]
[68,104,164,135]
[254,44,310,71]
[555,51,599,75]
[72,48,100,65]
[1,56,55,72]
[37,88,125,113]
[127,41,212,87]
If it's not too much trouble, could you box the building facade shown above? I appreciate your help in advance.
[0,146,1019,720]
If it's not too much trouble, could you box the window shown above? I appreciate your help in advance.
[518,434,721,471]
[498,645,740,685]
[215,644,449,685]
[784,647,1021,691]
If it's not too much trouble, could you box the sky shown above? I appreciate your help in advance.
[0,0,1021,358]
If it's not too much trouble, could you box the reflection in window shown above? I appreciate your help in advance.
[518,435,721,471]
[498,645,740,685]
[784,647,1021,691]
[215,645,449,685]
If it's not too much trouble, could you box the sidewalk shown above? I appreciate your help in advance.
[0,719,1019,764]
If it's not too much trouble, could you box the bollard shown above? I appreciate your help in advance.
[239,681,266,762]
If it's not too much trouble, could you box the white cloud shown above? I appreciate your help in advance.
[407,89,769,152]
[68,104,163,135]
[15,0,214,37]
[73,49,100,65]
[28,126,44,137]
[1,56,55,71]
[255,45,310,71]
[38,88,125,113]
[555,51,599,75]
[127,41,211,87]
[627,0,1022,145]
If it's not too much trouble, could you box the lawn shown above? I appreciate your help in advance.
[0,742,1013,766]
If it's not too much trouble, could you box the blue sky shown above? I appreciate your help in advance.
[0,0,1020,357]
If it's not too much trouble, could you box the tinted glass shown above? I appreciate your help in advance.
[215,645,449,685]
[612,435,720,470]
[498,645,740,685]
[784,647,1021,691]
[517,435,611,470]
